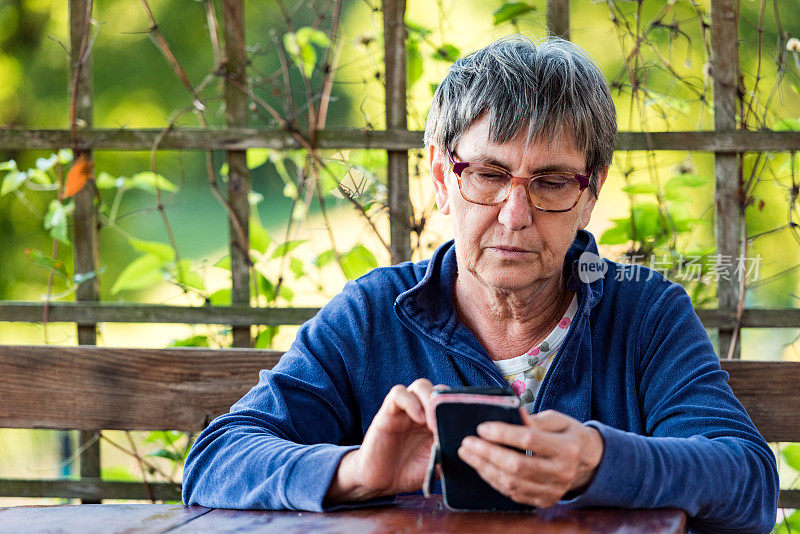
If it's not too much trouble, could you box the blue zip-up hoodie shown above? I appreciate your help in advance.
[183,231,778,533]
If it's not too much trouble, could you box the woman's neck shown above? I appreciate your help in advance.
[454,270,573,361]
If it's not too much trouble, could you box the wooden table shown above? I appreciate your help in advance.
[0,495,687,533]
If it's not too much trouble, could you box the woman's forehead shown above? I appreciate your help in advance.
[456,116,585,168]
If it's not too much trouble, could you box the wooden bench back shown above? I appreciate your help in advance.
[0,345,280,432]
[0,345,798,440]
[0,345,797,506]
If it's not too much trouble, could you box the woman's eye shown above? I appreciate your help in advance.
[537,177,569,189]
[477,172,506,182]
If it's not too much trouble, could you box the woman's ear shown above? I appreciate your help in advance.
[429,145,451,215]
[578,166,609,230]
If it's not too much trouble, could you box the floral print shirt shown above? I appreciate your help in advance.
[493,294,578,412]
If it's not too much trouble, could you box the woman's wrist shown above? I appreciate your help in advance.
[571,426,604,491]
[325,449,382,503]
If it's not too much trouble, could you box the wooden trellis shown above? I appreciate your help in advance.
[0,0,798,504]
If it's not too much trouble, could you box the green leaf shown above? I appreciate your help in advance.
[665,174,711,190]
[283,181,298,199]
[101,466,137,481]
[26,168,51,185]
[111,254,165,294]
[147,448,183,462]
[347,149,388,171]
[493,2,535,25]
[433,44,460,62]
[404,20,431,38]
[255,327,279,349]
[782,444,800,472]
[1,170,27,196]
[283,31,300,56]
[95,171,120,189]
[631,203,663,241]
[774,118,800,131]
[214,255,231,270]
[144,430,182,445]
[622,183,656,195]
[0,159,17,172]
[246,149,271,170]
[248,191,264,206]
[270,239,307,259]
[664,174,710,203]
[257,274,276,303]
[290,257,304,277]
[340,244,378,280]
[284,27,326,78]
[73,269,100,285]
[219,162,229,177]
[297,26,330,48]
[665,202,696,232]
[173,259,205,291]
[663,188,690,203]
[126,171,177,193]
[599,224,630,245]
[300,43,316,78]
[43,200,69,243]
[208,288,231,305]
[278,284,294,302]
[170,335,210,348]
[35,154,58,172]
[406,37,423,89]
[129,238,175,262]
[314,248,336,268]
[57,149,73,164]
[25,248,69,279]
[249,216,272,254]
[774,510,800,534]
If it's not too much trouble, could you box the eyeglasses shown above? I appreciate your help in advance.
[446,149,590,213]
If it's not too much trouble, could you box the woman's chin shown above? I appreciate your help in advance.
[477,270,549,294]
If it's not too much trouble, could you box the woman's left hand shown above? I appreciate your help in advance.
[457,409,604,508]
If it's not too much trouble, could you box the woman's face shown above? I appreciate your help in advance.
[430,115,607,293]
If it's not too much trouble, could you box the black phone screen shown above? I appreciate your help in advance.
[432,388,531,511]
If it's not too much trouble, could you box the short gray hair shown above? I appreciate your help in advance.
[424,35,617,197]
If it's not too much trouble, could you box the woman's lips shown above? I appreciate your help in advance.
[489,246,533,258]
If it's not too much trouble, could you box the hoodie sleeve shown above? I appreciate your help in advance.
[182,281,372,511]
[567,282,779,533]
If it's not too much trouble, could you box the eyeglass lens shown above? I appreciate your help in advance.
[459,164,582,210]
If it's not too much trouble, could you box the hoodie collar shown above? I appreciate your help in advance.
[394,230,604,344]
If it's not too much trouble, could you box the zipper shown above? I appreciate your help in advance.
[531,290,587,413]
[396,286,588,396]
[395,302,510,389]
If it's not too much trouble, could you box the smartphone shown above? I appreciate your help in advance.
[429,387,531,511]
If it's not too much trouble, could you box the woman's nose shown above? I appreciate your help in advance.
[497,182,534,230]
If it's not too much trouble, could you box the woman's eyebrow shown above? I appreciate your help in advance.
[471,155,585,175]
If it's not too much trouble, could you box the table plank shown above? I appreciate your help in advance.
[0,504,211,534]
[170,496,687,533]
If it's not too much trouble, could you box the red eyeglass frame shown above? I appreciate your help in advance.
[446,149,591,213]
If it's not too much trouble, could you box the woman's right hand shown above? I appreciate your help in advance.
[325,378,437,503]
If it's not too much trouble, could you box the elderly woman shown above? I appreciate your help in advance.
[182,36,778,532]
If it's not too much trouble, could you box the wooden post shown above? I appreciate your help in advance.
[547,0,570,40]
[383,0,411,264]
[69,0,101,503]
[223,0,251,347]
[710,0,741,359]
